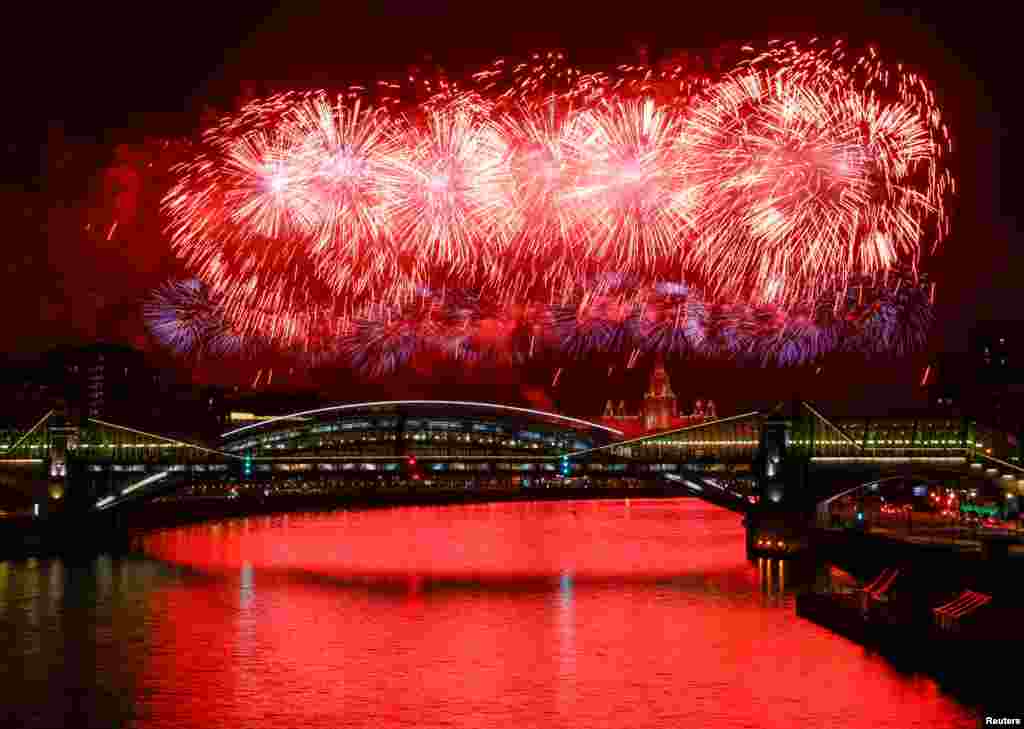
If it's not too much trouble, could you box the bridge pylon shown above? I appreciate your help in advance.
[754,412,808,509]
[747,405,814,560]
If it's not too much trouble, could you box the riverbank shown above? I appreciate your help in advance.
[796,589,1023,719]
[0,484,697,559]
[799,527,1024,718]
[811,526,1024,601]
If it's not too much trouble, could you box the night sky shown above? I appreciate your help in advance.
[2,2,1020,417]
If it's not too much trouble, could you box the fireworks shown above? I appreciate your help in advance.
[383,100,515,278]
[144,278,244,356]
[678,43,949,307]
[571,98,693,275]
[155,42,952,374]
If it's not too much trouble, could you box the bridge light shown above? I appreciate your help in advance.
[407,456,417,467]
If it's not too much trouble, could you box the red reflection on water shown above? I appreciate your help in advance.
[135,499,975,729]
[140,500,751,583]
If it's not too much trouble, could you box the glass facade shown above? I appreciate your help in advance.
[222,410,606,461]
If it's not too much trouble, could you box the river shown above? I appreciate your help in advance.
[0,498,976,728]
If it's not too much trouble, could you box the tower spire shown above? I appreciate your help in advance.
[645,354,675,400]
[643,355,678,430]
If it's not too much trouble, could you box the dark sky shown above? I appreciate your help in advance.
[1,1,1020,416]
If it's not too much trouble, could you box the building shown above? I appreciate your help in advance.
[0,344,229,437]
[599,357,717,438]
[968,321,1024,386]
[0,344,163,429]
[0,364,54,430]
[43,344,164,423]
[923,321,1024,434]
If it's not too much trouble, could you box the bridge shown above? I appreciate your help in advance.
[2,399,1021,514]
[0,412,240,514]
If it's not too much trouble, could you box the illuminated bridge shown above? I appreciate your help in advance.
[572,402,1024,510]
[2,400,1023,518]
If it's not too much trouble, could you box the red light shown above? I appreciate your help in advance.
[407,457,417,466]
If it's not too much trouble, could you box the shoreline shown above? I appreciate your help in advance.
[796,590,1023,718]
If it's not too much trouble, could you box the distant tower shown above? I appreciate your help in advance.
[643,356,678,431]
[705,399,717,419]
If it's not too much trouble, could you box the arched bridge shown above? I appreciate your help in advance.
[2,401,1022,517]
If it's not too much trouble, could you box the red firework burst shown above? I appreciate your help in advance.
[157,42,951,373]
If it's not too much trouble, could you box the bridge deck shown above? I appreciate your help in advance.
[2,403,1022,514]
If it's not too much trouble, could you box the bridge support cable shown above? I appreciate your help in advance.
[566,410,763,460]
[799,401,864,458]
[87,418,241,460]
[4,410,55,455]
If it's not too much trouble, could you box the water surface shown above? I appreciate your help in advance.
[1,498,975,728]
